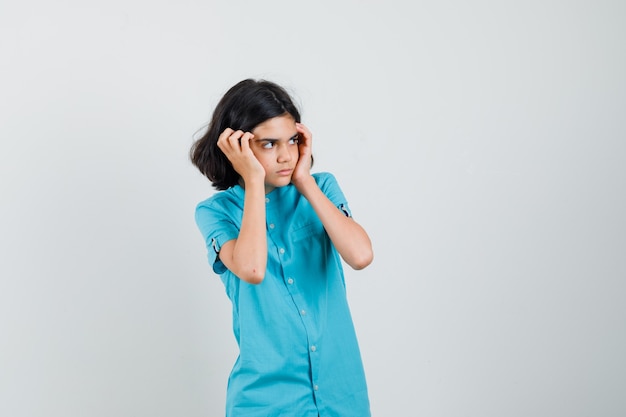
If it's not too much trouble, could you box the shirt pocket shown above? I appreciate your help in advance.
[291,221,325,242]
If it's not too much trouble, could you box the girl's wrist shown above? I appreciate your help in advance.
[241,175,265,191]
[292,174,316,194]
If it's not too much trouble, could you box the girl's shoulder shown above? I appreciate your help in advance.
[312,171,338,186]
[312,171,344,194]
[195,186,244,212]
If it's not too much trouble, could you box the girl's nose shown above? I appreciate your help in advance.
[277,144,292,162]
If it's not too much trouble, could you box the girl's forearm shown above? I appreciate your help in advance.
[231,180,268,283]
[297,177,373,270]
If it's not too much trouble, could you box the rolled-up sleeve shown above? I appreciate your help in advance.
[195,203,240,275]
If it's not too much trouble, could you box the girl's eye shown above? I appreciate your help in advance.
[261,142,274,149]
[289,137,299,145]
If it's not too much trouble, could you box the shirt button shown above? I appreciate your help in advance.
[301,310,306,316]
[310,345,316,352]
[314,385,319,391]
[269,223,275,229]
[265,197,270,203]
[279,248,285,254]
[287,278,294,284]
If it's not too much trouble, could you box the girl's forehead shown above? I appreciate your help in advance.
[252,115,297,138]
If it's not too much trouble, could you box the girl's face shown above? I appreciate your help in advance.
[250,114,300,194]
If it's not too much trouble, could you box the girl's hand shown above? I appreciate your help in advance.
[217,128,265,185]
[292,123,314,188]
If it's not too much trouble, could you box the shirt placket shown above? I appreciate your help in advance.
[265,197,322,403]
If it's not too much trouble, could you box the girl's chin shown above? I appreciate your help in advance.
[273,176,292,185]
[265,177,291,190]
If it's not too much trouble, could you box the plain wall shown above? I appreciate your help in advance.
[1,1,625,416]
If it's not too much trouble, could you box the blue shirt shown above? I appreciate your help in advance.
[195,172,370,417]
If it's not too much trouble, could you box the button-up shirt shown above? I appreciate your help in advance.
[195,172,370,417]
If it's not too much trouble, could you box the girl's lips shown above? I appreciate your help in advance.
[277,169,293,176]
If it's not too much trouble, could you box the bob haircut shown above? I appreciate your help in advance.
[190,79,302,190]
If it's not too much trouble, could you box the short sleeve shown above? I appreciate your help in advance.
[194,201,240,275]
[315,172,353,218]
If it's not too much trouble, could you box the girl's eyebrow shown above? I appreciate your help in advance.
[255,133,299,142]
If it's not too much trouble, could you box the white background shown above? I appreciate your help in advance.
[1,1,625,416]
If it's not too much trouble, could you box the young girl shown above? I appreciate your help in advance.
[190,79,373,417]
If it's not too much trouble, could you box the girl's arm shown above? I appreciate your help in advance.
[292,124,374,270]
[296,176,374,270]
[216,129,268,284]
